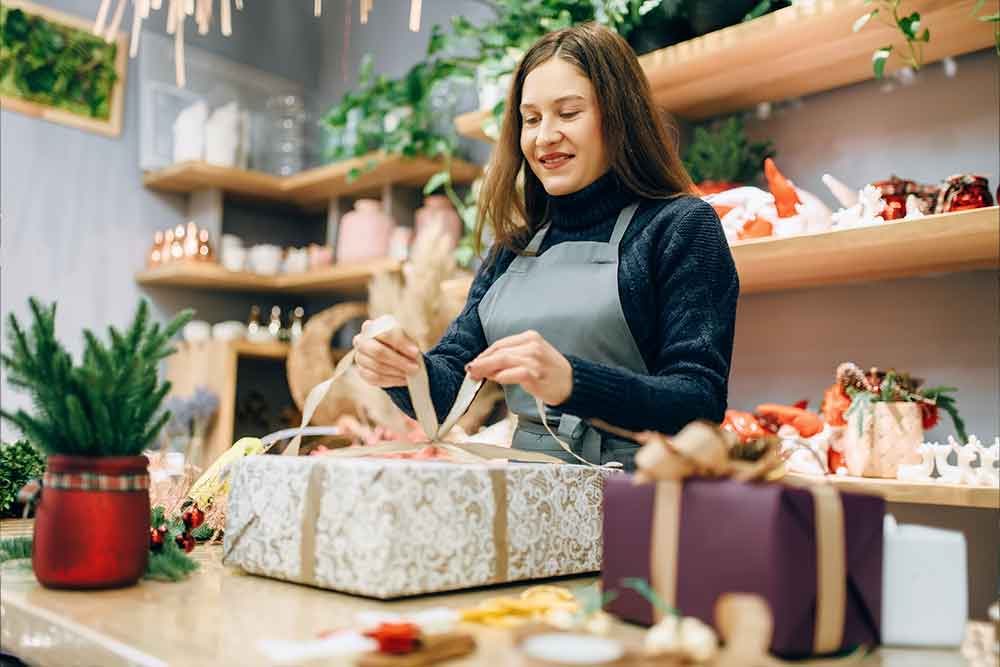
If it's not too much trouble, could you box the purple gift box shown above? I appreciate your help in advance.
[602,476,884,658]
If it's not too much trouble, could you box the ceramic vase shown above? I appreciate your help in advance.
[844,402,923,478]
[337,199,394,263]
[415,195,462,249]
[32,455,150,589]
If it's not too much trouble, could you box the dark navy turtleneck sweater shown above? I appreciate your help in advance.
[387,170,740,435]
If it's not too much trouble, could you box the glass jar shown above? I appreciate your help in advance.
[264,94,306,176]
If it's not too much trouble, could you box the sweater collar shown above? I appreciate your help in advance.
[547,170,635,230]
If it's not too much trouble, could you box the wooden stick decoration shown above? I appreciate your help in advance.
[221,0,232,35]
[175,1,186,88]
[185,0,195,16]
[151,0,162,9]
[314,0,322,17]
[235,0,243,10]
[129,1,144,57]
[408,0,421,32]
[105,0,127,42]
[196,0,211,34]
[166,0,178,34]
[93,0,112,36]
[139,0,151,19]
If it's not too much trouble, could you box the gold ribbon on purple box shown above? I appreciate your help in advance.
[633,422,848,656]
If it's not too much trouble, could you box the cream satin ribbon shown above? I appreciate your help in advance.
[635,422,847,656]
[281,315,563,464]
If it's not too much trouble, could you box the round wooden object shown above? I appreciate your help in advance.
[286,301,368,425]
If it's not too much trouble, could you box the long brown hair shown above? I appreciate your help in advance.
[476,22,695,254]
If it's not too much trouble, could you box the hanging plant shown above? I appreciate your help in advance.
[854,0,1000,78]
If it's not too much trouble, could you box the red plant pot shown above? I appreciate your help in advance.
[32,455,150,589]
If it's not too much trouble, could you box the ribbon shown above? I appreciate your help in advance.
[281,314,563,465]
[634,421,847,656]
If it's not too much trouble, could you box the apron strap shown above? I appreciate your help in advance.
[523,224,550,256]
[608,202,640,250]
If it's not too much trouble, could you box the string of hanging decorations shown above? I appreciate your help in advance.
[91,0,423,87]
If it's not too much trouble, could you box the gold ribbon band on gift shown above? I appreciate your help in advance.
[635,422,847,656]
[282,314,563,464]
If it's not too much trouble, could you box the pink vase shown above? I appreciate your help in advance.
[337,199,395,263]
[414,195,462,249]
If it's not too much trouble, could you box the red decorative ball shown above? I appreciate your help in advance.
[183,507,205,530]
[150,528,164,551]
[175,533,196,553]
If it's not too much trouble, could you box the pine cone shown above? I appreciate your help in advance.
[837,362,871,392]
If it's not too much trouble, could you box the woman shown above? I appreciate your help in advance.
[353,22,738,471]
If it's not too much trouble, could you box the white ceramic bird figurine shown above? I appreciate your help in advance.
[898,442,935,482]
[975,438,999,487]
[955,436,980,485]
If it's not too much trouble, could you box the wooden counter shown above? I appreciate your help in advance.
[1,540,983,667]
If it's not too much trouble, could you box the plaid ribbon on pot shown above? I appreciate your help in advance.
[43,471,149,492]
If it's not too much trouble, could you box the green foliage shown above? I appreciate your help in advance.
[0,536,32,563]
[921,386,967,443]
[0,6,119,120]
[146,506,199,582]
[1,299,193,457]
[845,380,967,443]
[683,117,775,185]
[0,440,44,517]
[622,577,680,617]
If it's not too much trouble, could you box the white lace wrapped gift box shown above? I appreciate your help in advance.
[222,455,613,598]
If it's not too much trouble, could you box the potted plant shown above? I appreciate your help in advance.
[683,117,775,194]
[1,298,191,589]
[1,439,45,518]
[838,362,965,479]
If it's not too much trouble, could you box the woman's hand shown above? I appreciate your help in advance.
[352,319,421,388]
[466,330,573,406]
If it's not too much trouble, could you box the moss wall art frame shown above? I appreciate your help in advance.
[1,0,127,138]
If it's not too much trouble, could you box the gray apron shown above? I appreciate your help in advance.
[478,203,648,471]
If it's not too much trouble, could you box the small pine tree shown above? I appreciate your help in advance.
[683,117,775,185]
[1,298,193,457]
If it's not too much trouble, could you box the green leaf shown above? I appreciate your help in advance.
[897,11,921,39]
[745,1,773,22]
[853,10,877,33]
[919,27,929,42]
[423,170,451,195]
[872,46,892,78]
[622,577,680,617]
[978,12,1000,22]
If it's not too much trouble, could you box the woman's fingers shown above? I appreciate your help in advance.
[467,348,538,381]
[361,336,420,374]
[376,327,420,361]
[476,330,542,360]
[357,366,407,388]
[491,367,539,387]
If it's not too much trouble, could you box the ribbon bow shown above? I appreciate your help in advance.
[633,421,784,485]
[282,315,562,464]
[630,420,849,657]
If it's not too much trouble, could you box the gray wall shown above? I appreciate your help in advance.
[1,0,322,440]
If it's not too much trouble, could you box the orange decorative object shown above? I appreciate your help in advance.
[828,448,845,473]
[737,216,773,240]
[721,410,770,442]
[764,158,801,218]
[821,383,851,427]
[697,181,742,196]
[755,403,824,438]
[368,445,454,461]
[365,622,421,655]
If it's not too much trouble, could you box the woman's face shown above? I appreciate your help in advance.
[519,57,609,196]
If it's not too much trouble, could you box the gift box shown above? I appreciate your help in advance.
[223,455,614,598]
[602,475,884,658]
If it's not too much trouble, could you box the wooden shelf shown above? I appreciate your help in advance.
[786,473,999,509]
[143,152,481,209]
[456,0,995,139]
[731,206,998,294]
[231,340,290,359]
[135,257,400,295]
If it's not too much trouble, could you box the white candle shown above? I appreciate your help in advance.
[520,633,624,665]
